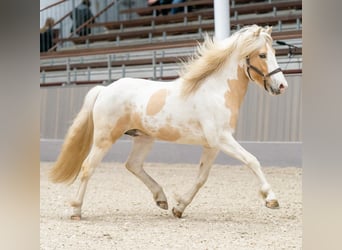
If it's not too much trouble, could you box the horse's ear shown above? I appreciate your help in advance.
[265,26,273,35]
[254,27,262,36]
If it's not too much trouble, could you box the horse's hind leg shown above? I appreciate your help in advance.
[172,146,219,218]
[125,134,168,210]
[70,139,112,220]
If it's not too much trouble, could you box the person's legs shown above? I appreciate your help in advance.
[160,0,172,15]
[170,0,185,14]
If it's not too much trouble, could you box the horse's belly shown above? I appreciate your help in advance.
[150,123,208,146]
[174,134,208,146]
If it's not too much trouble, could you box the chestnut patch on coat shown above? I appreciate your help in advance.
[146,89,168,116]
[225,67,249,129]
[224,89,238,129]
[131,112,144,130]
[156,125,181,141]
[110,114,131,143]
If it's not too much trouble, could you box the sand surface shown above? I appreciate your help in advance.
[40,162,302,249]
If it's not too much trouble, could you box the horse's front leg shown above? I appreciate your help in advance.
[172,146,219,218]
[219,133,279,208]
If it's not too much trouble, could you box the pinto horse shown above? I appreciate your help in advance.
[49,25,288,220]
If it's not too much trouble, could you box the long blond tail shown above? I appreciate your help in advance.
[49,85,104,184]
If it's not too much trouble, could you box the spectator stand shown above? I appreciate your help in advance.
[40,0,302,87]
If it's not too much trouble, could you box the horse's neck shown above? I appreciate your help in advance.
[226,64,249,110]
[204,57,249,102]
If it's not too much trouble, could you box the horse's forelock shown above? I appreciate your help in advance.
[237,27,273,60]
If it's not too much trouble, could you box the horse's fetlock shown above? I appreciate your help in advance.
[70,200,82,208]
[261,183,271,194]
[174,193,186,205]
[153,187,165,201]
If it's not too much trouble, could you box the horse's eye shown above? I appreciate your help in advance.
[259,53,267,59]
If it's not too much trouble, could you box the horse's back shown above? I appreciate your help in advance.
[102,77,173,101]
[92,77,175,123]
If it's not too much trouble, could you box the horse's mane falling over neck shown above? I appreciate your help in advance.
[180,25,273,96]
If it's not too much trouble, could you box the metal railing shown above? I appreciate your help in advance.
[40,0,302,87]
[40,0,130,51]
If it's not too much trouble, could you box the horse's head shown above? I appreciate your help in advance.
[240,26,288,95]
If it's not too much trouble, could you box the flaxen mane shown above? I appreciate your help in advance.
[180,25,273,96]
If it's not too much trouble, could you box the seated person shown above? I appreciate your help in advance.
[70,0,95,36]
[148,0,187,15]
[147,0,172,15]
[40,18,55,52]
[170,0,186,15]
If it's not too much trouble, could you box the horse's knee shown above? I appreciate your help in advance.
[245,155,260,168]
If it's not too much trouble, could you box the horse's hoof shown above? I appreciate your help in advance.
[156,201,168,210]
[172,207,183,218]
[70,215,82,220]
[265,199,279,209]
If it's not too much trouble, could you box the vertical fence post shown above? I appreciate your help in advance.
[87,66,91,81]
[114,0,120,21]
[296,18,300,30]
[122,64,126,78]
[67,58,71,84]
[152,51,156,79]
[41,71,46,84]
[159,62,163,79]
[71,0,77,36]
[108,54,112,82]
[73,67,77,83]
[184,5,188,25]
[104,0,109,22]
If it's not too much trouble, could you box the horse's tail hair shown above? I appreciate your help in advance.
[49,85,104,185]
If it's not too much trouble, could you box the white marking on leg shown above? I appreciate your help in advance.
[219,133,277,203]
